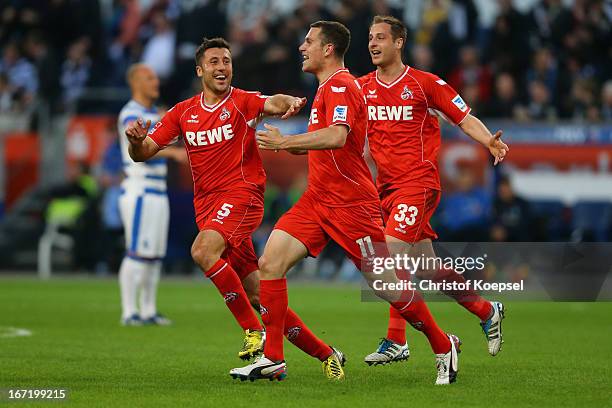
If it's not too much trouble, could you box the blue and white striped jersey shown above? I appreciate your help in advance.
[117,100,167,193]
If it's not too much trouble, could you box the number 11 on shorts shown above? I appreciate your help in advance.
[356,236,375,258]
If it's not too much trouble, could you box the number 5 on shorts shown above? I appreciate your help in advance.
[216,203,233,220]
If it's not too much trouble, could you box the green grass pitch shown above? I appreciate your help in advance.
[1,277,611,407]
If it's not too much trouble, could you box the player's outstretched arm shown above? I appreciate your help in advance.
[125,118,161,162]
[263,95,307,119]
[154,146,188,164]
[459,114,509,166]
[256,124,348,152]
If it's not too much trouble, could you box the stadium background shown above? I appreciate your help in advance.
[0,0,610,276]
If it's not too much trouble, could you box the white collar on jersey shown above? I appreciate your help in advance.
[375,65,410,89]
[318,68,350,89]
[200,87,233,112]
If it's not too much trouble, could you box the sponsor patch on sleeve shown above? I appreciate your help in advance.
[333,105,348,122]
[452,95,468,112]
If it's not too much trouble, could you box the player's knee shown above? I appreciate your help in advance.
[258,255,284,279]
[191,242,218,272]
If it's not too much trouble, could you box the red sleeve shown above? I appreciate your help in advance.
[356,73,371,87]
[148,103,182,148]
[234,88,268,122]
[423,73,471,125]
[323,80,359,130]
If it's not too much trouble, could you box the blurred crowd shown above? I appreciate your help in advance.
[0,0,611,121]
[1,0,611,274]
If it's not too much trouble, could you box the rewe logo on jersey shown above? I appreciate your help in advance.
[185,124,234,146]
[219,107,230,121]
[309,108,319,125]
[368,105,413,121]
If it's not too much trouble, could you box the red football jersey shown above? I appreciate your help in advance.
[358,66,471,193]
[306,68,379,207]
[148,87,267,200]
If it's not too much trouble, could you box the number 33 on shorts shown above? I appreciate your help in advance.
[394,204,418,226]
[214,203,234,224]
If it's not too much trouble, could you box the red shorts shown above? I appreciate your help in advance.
[274,191,388,269]
[381,187,440,244]
[224,238,259,280]
[196,189,263,279]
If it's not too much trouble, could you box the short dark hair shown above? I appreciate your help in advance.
[310,20,350,59]
[195,37,231,66]
[371,15,408,49]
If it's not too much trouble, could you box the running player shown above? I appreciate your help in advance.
[358,16,509,365]
[117,63,186,326]
[125,37,341,378]
[231,21,461,385]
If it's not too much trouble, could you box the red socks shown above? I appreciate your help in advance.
[259,279,332,362]
[434,268,493,321]
[392,291,450,354]
[204,259,262,331]
[260,278,288,362]
[386,306,407,344]
[384,268,494,345]
[285,308,333,362]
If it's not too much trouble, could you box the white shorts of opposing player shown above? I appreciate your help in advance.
[118,185,170,324]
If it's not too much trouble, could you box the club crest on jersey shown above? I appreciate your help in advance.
[333,105,348,122]
[401,85,413,100]
[187,114,199,124]
[219,107,230,121]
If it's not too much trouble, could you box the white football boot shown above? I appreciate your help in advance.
[435,334,461,385]
[480,301,505,356]
[364,338,410,366]
[230,355,287,382]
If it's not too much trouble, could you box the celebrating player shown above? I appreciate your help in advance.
[231,21,461,385]
[358,16,509,366]
[125,37,341,377]
[117,63,186,326]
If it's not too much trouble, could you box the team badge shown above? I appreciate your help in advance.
[224,292,238,304]
[452,94,468,112]
[409,321,424,331]
[219,107,231,121]
[401,85,413,100]
[286,326,301,340]
[333,105,348,122]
